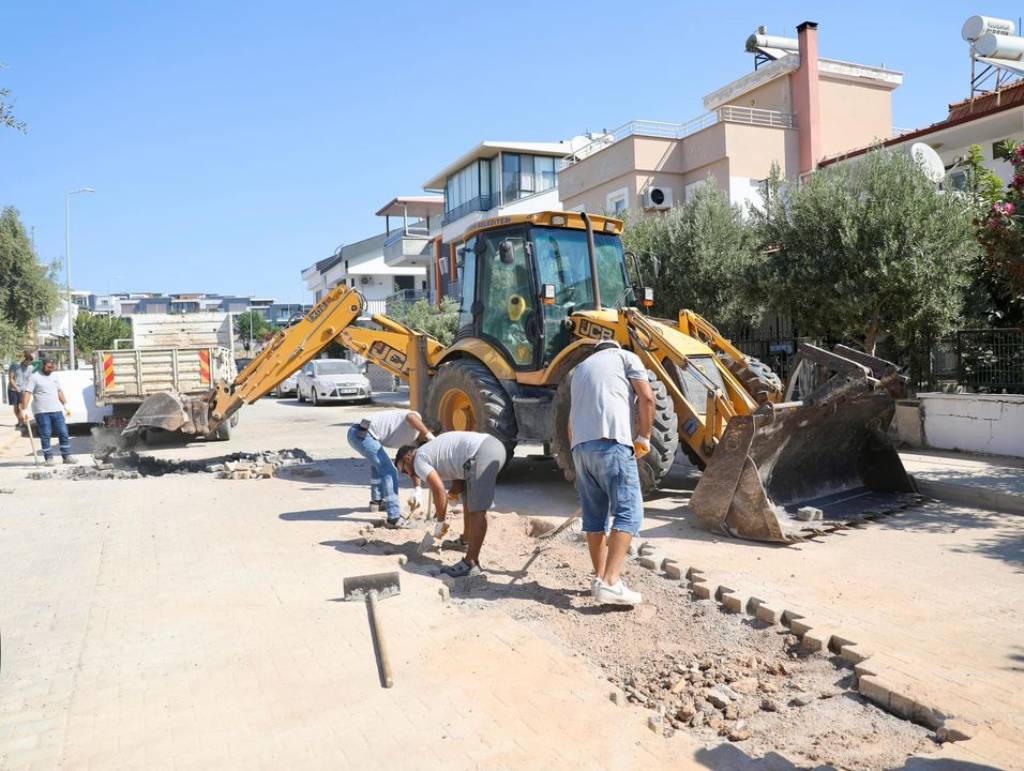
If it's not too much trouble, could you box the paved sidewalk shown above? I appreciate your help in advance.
[0,405,693,770]
[902,448,1024,514]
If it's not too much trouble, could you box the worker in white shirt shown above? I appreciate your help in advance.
[347,409,433,527]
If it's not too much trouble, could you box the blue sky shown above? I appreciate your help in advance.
[1,1,1020,304]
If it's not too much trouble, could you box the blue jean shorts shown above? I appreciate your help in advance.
[571,439,644,536]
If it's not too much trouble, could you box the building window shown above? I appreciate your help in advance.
[502,153,521,201]
[605,187,629,215]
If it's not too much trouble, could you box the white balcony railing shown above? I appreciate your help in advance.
[561,106,795,167]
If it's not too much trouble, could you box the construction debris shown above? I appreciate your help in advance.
[28,449,312,481]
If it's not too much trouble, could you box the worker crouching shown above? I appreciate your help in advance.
[395,431,506,578]
[570,340,654,606]
[347,409,433,528]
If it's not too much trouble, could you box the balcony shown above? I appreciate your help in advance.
[561,106,795,167]
[383,224,432,267]
[442,193,502,225]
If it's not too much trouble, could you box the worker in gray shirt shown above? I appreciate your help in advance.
[395,431,506,578]
[20,358,77,466]
[347,409,434,527]
[569,340,654,606]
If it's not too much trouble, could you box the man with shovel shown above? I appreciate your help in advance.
[8,351,35,426]
[19,358,76,466]
[570,340,654,606]
[395,431,506,578]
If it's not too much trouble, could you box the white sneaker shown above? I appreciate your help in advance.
[590,577,601,598]
[594,578,642,606]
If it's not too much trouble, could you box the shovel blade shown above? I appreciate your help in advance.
[691,377,915,542]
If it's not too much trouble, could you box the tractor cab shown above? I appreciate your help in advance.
[453,212,650,371]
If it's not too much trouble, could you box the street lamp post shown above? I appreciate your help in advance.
[65,187,95,370]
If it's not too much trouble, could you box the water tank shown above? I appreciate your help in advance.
[976,32,1024,60]
[962,15,1016,42]
[745,33,799,54]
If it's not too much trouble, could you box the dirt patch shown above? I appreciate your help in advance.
[367,512,935,770]
[28,449,312,481]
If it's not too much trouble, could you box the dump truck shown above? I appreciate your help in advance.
[93,312,238,439]
[124,211,915,542]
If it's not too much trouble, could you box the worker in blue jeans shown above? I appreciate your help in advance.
[346,410,433,528]
[19,359,77,466]
[569,340,654,606]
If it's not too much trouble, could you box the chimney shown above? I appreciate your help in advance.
[793,21,821,174]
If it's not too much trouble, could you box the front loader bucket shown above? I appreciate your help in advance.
[123,392,212,437]
[690,376,916,542]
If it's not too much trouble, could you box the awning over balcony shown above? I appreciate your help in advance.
[375,195,444,219]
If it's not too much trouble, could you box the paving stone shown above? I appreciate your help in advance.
[754,603,781,625]
[661,559,683,580]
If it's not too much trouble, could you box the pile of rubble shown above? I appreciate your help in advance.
[29,449,312,481]
[609,644,824,740]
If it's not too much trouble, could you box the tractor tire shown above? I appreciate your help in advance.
[725,355,783,404]
[425,360,517,460]
[551,368,679,496]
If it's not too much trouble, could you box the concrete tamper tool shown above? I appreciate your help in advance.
[343,571,401,688]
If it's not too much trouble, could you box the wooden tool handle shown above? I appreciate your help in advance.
[367,591,393,688]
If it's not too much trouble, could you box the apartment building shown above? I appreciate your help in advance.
[820,15,1024,187]
[301,228,428,318]
[422,138,591,300]
[558,22,903,215]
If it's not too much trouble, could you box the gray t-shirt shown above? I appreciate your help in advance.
[25,371,64,415]
[569,348,647,449]
[11,363,33,391]
[364,409,420,448]
[413,431,488,482]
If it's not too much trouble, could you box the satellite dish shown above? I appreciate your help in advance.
[909,143,946,185]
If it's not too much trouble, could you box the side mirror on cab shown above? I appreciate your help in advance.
[498,239,515,265]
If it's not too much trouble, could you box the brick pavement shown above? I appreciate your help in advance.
[0,414,696,770]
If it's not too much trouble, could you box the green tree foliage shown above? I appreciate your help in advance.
[0,207,58,329]
[755,149,977,355]
[386,296,460,346]
[622,181,762,330]
[234,310,274,345]
[73,311,132,357]
[1,63,26,133]
[975,142,1024,325]
[0,315,22,361]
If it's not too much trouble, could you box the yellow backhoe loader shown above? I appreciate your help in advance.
[125,211,916,543]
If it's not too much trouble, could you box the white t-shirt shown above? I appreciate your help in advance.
[569,348,647,449]
[364,410,420,448]
[11,363,34,391]
[413,431,488,482]
[25,371,64,415]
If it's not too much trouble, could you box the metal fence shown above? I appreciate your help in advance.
[956,328,1024,393]
[729,328,1024,395]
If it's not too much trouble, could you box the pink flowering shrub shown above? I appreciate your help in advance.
[977,144,1024,296]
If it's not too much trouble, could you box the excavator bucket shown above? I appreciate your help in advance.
[690,346,917,542]
[123,391,213,437]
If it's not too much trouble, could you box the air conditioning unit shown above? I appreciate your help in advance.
[644,186,673,210]
[359,276,372,286]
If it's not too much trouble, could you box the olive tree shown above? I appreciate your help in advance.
[0,207,58,330]
[623,180,762,330]
[756,149,977,355]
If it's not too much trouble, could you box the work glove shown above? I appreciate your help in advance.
[425,432,436,442]
[433,519,449,540]
[633,436,651,458]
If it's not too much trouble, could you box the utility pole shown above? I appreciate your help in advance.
[65,187,95,370]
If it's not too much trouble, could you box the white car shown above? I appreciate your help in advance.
[273,373,299,397]
[296,359,371,405]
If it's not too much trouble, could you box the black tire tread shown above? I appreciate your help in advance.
[425,360,518,457]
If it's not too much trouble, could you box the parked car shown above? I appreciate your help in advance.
[273,372,299,397]
[296,359,371,405]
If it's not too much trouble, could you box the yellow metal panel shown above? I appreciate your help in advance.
[440,338,516,380]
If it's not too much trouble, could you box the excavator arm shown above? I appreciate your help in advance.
[124,286,368,437]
